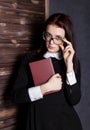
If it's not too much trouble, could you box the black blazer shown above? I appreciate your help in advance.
[13,52,82,130]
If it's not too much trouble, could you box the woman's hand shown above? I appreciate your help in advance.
[60,38,75,72]
[40,73,62,95]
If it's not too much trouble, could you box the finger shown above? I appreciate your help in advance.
[64,45,74,53]
[62,38,72,46]
[55,73,61,78]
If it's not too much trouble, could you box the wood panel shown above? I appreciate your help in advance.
[0,0,49,129]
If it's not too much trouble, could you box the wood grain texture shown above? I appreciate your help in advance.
[0,0,48,129]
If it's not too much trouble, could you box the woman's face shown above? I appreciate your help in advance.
[45,24,65,53]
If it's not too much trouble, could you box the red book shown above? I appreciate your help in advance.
[29,58,55,86]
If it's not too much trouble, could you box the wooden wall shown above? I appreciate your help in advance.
[0,0,49,130]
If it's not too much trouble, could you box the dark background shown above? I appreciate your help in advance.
[49,0,90,130]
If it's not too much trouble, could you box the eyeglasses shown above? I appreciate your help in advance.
[43,32,64,45]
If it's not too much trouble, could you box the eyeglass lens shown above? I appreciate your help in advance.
[43,32,63,45]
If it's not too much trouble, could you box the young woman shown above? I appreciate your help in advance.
[13,13,82,130]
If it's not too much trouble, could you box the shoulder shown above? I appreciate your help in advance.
[21,51,43,64]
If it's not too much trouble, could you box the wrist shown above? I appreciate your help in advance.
[66,62,74,73]
[40,82,49,95]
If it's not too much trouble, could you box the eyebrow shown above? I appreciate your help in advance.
[46,32,63,38]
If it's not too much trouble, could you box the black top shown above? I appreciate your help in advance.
[13,52,82,130]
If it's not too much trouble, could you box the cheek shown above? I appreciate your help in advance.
[45,42,60,52]
[45,42,49,47]
[56,46,60,51]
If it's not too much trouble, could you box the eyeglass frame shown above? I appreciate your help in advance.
[43,32,64,45]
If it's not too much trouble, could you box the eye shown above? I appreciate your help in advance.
[45,32,51,37]
[55,36,62,41]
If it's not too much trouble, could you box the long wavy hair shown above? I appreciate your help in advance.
[40,13,79,72]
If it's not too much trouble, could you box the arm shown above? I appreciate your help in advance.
[60,38,81,105]
[65,61,81,105]
[13,59,44,103]
[12,59,31,103]
[12,55,63,103]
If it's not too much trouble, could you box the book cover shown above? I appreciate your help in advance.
[29,58,55,86]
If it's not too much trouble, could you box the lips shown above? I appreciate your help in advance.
[48,45,55,49]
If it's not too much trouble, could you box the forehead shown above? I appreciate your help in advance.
[46,24,65,37]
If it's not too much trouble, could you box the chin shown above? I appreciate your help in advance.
[47,47,59,52]
[48,49,58,53]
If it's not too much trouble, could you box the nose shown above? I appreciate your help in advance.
[49,38,54,44]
